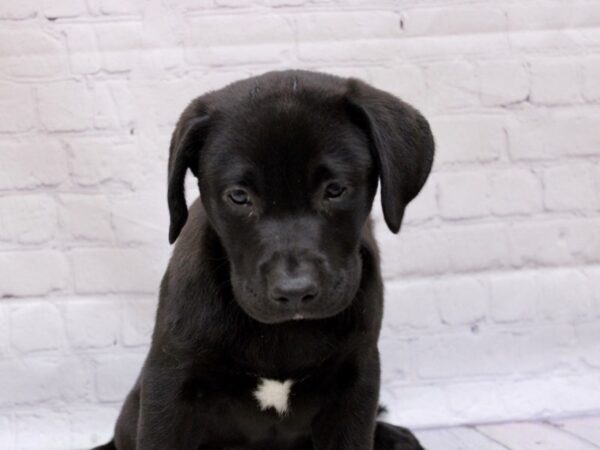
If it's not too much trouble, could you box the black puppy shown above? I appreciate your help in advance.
[95,70,433,450]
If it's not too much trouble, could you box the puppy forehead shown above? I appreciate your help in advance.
[204,98,372,186]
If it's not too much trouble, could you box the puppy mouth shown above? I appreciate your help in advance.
[232,274,357,324]
[236,294,354,324]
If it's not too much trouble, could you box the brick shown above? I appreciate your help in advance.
[133,78,203,127]
[0,306,8,358]
[507,3,600,31]
[564,116,600,157]
[122,297,156,346]
[543,164,598,213]
[378,226,451,278]
[63,25,102,75]
[42,0,87,18]
[403,6,506,36]
[94,353,145,401]
[444,224,511,273]
[0,251,69,298]
[416,332,513,378]
[69,406,119,450]
[0,359,61,406]
[538,270,592,321]
[435,277,487,325]
[509,112,600,161]
[183,0,215,11]
[56,357,94,402]
[384,384,449,426]
[479,60,529,106]
[384,280,439,330]
[0,29,65,78]
[508,28,584,54]
[96,22,143,72]
[15,412,69,450]
[65,137,140,189]
[70,248,166,294]
[186,14,294,65]
[92,81,135,129]
[263,0,308,6]
[37,80,94,132]
[508,109,574,161]
[437,172,490,219]
[134,73,244,129]
[105,81,136,127]
[402,178,437,225]
[369,65,426,108]
[490,169,543,216]
[575,323,600,368]
[596,164,600,202]
[382,223,512,278]
[379,338,410,384]
[563,219,600,265]
[139,47,184,74]
[0,194,57,244]
[510,221,573,267]
[64,299,120,349]
[216,0,257,6]
[529,59,581,105]
[586,267,600,316]
[423,61,479,109]
[402,31,510,62]
[513,326,577,374]
[10,303,64,353]
[0,83,35,133]
[582,56,600,101]
[296,12,400,41]
[59,194,113,242]
[0,414,13,450]
[493,374,600,419]
[0,138,67,190]
[430,115,505,165]
[298,39,398,64]
[489,272,537,323]
[294,11,401,63]
[444,381,504,424]
[99,0,144,14]
[110,191,168,245]
[0,0,37,19]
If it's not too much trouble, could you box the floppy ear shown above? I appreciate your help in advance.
[167,114,210,244]
[346,79,434,233]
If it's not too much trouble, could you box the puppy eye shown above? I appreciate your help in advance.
[228,189,250,205]
[324,182,346,199]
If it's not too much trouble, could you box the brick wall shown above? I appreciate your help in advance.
[1,0,599,448]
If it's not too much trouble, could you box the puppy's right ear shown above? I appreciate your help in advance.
[167,114,210,244]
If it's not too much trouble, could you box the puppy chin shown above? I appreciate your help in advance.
[235,297,355,325]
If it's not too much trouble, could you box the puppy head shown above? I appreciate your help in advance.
[167,71,434,324]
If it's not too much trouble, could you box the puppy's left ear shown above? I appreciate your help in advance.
[167,112,210,244]
[346,79,435,233]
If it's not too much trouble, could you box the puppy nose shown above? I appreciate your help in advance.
[269,275,319,305]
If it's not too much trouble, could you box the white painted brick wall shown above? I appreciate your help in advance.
[0,0,599,448]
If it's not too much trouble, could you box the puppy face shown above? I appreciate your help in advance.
[167,71,434,324]
[199,98,377,323]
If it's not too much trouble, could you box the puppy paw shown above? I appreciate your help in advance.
[375,422,425,450]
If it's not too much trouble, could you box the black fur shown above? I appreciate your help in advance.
[95,70,433,450]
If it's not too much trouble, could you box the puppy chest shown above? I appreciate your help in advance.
[252,378,294,415]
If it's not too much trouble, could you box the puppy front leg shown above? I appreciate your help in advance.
[136,364,197,450]
[311,349,380,450]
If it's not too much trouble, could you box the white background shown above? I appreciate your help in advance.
[0,0,599,448]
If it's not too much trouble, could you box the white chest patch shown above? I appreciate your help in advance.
[253,378,294,415]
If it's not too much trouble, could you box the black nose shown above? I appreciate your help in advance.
[269,274,319,305]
